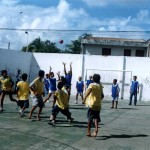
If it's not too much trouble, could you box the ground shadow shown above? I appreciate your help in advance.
[97,134,148,140]
[136,105,150,106]
[118,108,139,110]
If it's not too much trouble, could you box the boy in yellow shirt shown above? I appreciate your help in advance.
[16,73,30,117]
[48,81,73,126]
[0,70,18,111]
[83,74,104,137]
[28,70,45,121]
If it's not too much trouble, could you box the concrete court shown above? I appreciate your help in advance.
[0,95,150,150]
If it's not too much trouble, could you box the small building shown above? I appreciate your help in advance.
[81,37,150,57]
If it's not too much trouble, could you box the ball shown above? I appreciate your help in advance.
[59,39,63,44]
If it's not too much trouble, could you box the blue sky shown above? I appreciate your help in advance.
[0,0,150,50]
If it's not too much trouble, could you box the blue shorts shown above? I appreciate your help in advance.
[77,90,83,94]
[52,105,71,119]
[87,108,100,122]
[18,100,29,108]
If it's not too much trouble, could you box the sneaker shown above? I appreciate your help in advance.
[47,100,50,103]
[75,101,78,104]
[68,118,74,124]
[0,107,3,111]
[19,109,24,117]
[48,120,55,126]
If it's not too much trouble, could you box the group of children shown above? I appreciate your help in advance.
[0,62,139,137]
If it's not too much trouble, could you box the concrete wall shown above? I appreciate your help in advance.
[0,49,32,88]
[0,48,150,101]
[85,45,147,57]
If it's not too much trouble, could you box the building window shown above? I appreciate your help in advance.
[136,50,144,57]
[102,48,111,56]
[124,49,131,56]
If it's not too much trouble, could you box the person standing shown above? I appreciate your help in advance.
[129,76,139,106]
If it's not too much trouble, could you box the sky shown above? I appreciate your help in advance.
[0,0,150,50]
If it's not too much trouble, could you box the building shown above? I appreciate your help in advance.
[81,37,150,57]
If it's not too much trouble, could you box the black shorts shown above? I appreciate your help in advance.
[52,105,71,119]
[18,100,29,108]
[87,108,100,122]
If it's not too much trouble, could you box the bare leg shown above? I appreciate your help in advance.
[28,106,37,119]
[43,93,52,103]
[80,93,83,103]
[111,100,114,108]
[115,101,118,109]
[37,107,43,121]
[9,92,18,105]
[0,92,6,110]
[87,121,92,137]
[75,93,78,103]
[93,119,98,137]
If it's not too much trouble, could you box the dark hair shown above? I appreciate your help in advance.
[93,74,100,84]
[57,81,64,90]
[1,70,7,75]
[133,76,137,79]
[22,73,28,81]
[38,70,45,77]
[61,76,67,85]
[113,79,117,82]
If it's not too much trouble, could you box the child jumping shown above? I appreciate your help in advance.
[75,76,84,104]
[48,81,73,126]
[62,62,72,102]
[111,79,120,109]
[16,73,30,117]
[28,70,45,121]
[0,70,18,111]
[43,66,57,103]
[83,74,104,137]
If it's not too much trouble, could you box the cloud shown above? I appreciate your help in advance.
[0,0,149,50]
[0,0,20,6]
[82,0,149,7]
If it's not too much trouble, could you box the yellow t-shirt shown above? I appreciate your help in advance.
[30,77,44,95]
[86,83,103,111]
[0,76,13,91]
[55,90,69,110]
[17,81,30,100]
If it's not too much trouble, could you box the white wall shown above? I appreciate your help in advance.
[85,45,147,56]
[1,48,150,101]
[30,53,83,96]
[0,49,32,87]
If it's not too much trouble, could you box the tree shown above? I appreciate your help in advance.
[65,33,92,54]
[21,37,61,53]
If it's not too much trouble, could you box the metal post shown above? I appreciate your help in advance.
[25,31,28,52]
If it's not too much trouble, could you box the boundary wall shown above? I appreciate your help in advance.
[0,48,150,101]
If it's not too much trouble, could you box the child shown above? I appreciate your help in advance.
[43,67,57,103]
[129,76,139,106]
[28,70,45,121]
[48,81,73,126]
[0,70,18,111]
[83,74,104,137]
[75,76,84,104]
[44,74,49,96]
[16,73,30,117]
[111,79,120,109]
[62,62,72,101]
[85,75,93,90]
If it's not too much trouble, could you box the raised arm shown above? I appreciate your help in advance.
[70,62,72,75]
[49,66,52,75]
[57,71,61,81]
[62,62,67,75]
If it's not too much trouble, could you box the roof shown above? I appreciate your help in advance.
[82,37,150,47]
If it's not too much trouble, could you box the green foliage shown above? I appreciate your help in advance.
[65,33,92,54]
[21,37,61,53]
